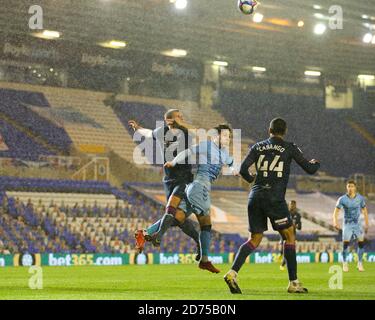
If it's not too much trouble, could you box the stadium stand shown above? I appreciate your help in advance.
[0,82,230,167]
[43,88,137,162]
[113,101,166,164]
[0,177,202,255]
[0,83,373,258]
[0,82,262,169]
[347,118,375,147]
[115,102,166,134]
[0,82,137,163]
[0,119,54,160]
[358,117,375,137]
[0,177,355,256]
[211,189,335,236]
[0,88,50,107]
[214,91,375,177]
[132,182,336,237]
[114,99,251,167]
[0,88,72,154]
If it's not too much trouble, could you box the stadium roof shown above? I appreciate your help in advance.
[1,0,375,78]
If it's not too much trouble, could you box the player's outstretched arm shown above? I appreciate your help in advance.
[165,118,195,131]
[128,120,141,131]
[291,144,320,174]
[222,152,240,176]
[362,206,369,233]
[228,166,240,176]
[239,146,256,184]
[128,120,153,138]
[359,195,369,233]
[333,207,341,230]
[164,149,193,168]
[296,213,302,230]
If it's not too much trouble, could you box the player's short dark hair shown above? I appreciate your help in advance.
[164,109,180,119]
[269,118,287,135]
[213,124,232,135]
[290,200,296,204]
[346,180,356,186]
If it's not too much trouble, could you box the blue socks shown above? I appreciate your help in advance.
[146,216,199,246]
[146,220,161,235]
[200,231,210,260]
[343,242,349,262]
[358,242,365,263]
[342,242,365,263]
[180,220,200,245]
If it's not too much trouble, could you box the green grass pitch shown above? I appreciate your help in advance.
[0,263,374,300]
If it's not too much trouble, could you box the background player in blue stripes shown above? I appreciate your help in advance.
[333,180,369,272]
[224,118,320,294]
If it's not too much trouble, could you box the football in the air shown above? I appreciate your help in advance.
[238,0,258,15]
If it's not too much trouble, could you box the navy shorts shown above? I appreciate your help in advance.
[247,196,293,233]
[162,179,192,228]
[163,178,193,202]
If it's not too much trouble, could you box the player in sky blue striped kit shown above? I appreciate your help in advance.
[158,124,237,273]
[333,180,369,272]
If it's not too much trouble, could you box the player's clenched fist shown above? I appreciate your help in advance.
[128,120,140,131]
[164,161,174,168]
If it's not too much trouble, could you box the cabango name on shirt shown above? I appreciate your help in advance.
[256,144,286,153]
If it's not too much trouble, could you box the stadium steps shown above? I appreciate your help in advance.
[347,120,375,147]
[177,105,228,130]
[212,189,334,237]
[108,151,162,187]
[0,111,62,156]
[112,94,254,165]
[285,189,336,231]
[0,81,140,163]
[0,162,73,180]
[287,189,336,232]
[43,90,137,163]
[135,184,333,237]
[5,191,125,207]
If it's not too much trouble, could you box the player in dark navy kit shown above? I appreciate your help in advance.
[129,109,201,259]
[224,118,320,294]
